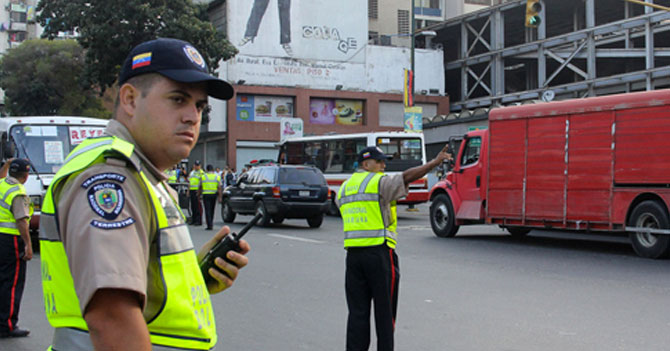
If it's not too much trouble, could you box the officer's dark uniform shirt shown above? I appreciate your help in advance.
[53,120,182,318]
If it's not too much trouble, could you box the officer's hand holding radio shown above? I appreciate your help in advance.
[198,226,250,294]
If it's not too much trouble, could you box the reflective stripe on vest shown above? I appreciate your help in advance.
[189,170,202,190]
[0,178,32,236]
[201,173,219,194]
[338,172,398,249]
[39,136,217,350]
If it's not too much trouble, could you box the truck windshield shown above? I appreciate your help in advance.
[10,124,105,174]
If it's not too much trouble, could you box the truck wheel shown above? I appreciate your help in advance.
[272,215,285,224]
[307,214,324,228]
[628,200,670,259]
[222,199,236,223]
[430,194,459,237]
[506,227,531,238]
[255,201,271,227]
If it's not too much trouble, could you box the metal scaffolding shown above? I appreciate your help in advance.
[428,0,670,112]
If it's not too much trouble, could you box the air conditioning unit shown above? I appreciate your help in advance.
[380,35,391,46]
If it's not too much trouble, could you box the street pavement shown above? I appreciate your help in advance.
[4,204,670,350]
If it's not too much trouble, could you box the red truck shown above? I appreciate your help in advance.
[428,89,670,258]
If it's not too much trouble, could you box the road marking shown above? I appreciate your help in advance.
[268,234,325,244]
[397,225,431,231]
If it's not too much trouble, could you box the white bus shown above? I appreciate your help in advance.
[0,116,109,232]
[277,131,429,214]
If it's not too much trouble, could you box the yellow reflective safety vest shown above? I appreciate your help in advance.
[39,136,217,351]
[189,169,203,190]
[0,178,33,236]
[338,171,398,249]
[201,172,220,195]
[166,169,178,184]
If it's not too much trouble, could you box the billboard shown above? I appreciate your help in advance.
[236,94,294,122]
[229,0,366,63]
[309,98,364,126]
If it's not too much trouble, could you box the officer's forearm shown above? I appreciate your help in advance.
[17,218,31,250]
[402,157,441,185]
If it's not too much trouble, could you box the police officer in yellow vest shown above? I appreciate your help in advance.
[188,160,205,226]
[200,164,221,230]
[0,159,33,338]
[166,165,178,189]
[337,145,451,351]
[39,38,249,351]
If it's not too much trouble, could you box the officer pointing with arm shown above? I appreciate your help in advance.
[39,38,249,351]
[337,145,451,351]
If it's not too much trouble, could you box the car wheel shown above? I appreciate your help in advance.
[506,227,531,238]
[255,201,271,227]
[328,197,340,216]
[307,213,324,228]
[272,215,285,224]
[429,194,459,237]
[628,200,670,258]
[222,199,236,223]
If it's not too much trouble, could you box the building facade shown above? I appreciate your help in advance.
[0,0,42,104]
[201,0,449,171]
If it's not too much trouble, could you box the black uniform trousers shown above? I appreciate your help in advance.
[189,191,202,225]
[202,194,218,229]
[346,244,399,351]
[0,234,26,334]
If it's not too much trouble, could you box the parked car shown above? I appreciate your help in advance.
[221,164,330,227]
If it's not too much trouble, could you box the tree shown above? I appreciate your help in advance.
[0,39,110,118]
[37,0,238,94]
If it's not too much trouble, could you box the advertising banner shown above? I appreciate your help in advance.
[237,94,294,122]
[280,117,304,142]
[228,0,366,63]
[403,106,423,133]
[309,98,363,125]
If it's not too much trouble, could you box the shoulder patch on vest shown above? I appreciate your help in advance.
[87,182,125,220]
[81,173,126,189]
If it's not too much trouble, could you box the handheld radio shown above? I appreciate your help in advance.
[200,213,261,284]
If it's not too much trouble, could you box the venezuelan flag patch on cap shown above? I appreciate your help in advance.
[132,52,152,69]
[362,152,371,159]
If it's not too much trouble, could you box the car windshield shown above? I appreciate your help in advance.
[279,168,326,185]
[10,124,105,174]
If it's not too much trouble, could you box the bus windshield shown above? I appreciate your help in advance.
[10,124,105,174]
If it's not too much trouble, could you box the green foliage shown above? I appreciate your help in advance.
[36,0,238,93]
[0,39,111,118]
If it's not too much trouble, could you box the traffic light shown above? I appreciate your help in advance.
[525,0,542,28]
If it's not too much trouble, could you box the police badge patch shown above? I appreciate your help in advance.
[87,182,125,221]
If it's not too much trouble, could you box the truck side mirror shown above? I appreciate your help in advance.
[2,139,16,159]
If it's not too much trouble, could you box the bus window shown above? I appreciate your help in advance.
[377,137,423,172]
[324,141,344,173]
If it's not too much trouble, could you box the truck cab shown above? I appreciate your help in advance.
[429,129,488,237]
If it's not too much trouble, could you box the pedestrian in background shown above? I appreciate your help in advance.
[337,145,451,351]
[39,37,249,350]
[189,160,204,225]
[225,166,236,188]
[0,159,33,338]
[201,164,221,230]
